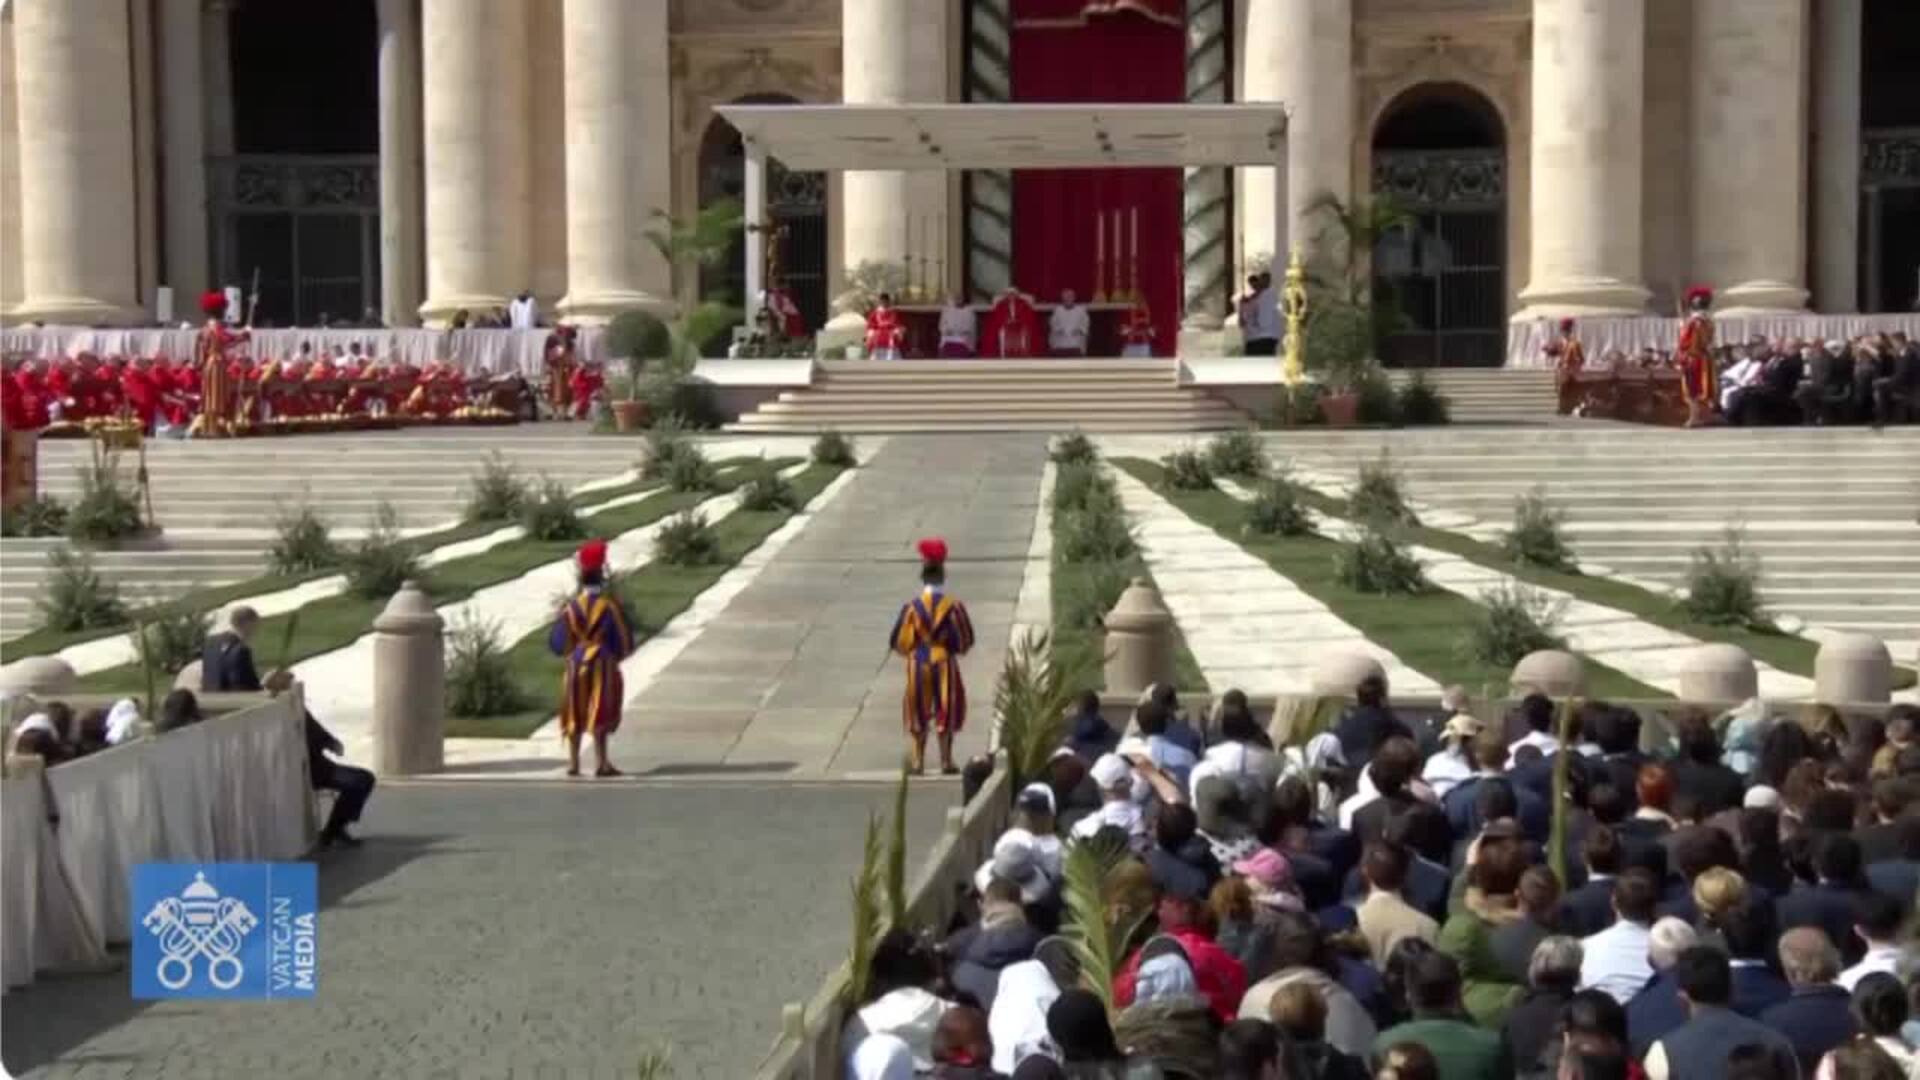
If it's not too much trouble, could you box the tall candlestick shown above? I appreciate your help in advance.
[1129,207,1139,302]
[1094,212,1106,303]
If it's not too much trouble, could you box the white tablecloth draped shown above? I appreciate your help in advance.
[0,326,610,379]
[1507,313,1920,368]
[4,693,314,988]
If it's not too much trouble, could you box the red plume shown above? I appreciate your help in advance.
[1558,318,1576,334]
[917,538,948,565]
[1685,286,1714,308]
[577,539,608,573]
[200,289,228,317]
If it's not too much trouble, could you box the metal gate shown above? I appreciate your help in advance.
[1370,149,1505,368]
[209,156,380,327]
[699,126,829,333]
[1862,128,1920,313]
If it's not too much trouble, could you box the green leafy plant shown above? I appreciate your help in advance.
[1394,371,1452,426]
[640,376,725,430]
[1265,382,1325,428]
[1682,525,1770,629]
[1051,430,1099,466]
[137,605,213,675]
[66,450,144,543]
[462,452,530,523]
[1500,487,1579,573]
[1056,560,1131,632]
[1354,369,1398,425]
[1055,499,1137,564]
[846,812,886,1004]
[1245,471,1313,537]
[0,494,67,537]
[1052,461,1121,515]
[738,470,798,512]
[1060,833,1147,1018]
[1205,430,1267,479]
[606,309,672,402]
[1463,581,1569,668]
[343,502,422,600]
[1350,451,1419,527]
[446,611,531,718]
[639,415,696,479]
[520,477,586,542]
[811,430,857,467]
[663,447,718,493]
[1334,524,1428,595]
[267,501,339,576]
[35,547,128,631]
[654,510,720,567]
[644,198,745,363]
[1159,447,1215,491]
[634,1045,674,1080]
[885,763,910,929]
[994,630,1096,790]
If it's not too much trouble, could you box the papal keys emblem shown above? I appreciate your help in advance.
[142,871,259,990]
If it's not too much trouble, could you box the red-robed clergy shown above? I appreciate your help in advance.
[864,293,906,360]
[1676,286,1717,427]
[765,281,807,339]
[1119,299,1155,358]
[889,538,975,775]
[121,358,160,431]
[984,287,1042,358]
[548,538,635,778]
[195,290,248,436]
[542,326,577,417]
[568,361,603,420]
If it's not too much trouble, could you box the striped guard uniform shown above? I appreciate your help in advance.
[888,586,976,737]
[548,586,634,738]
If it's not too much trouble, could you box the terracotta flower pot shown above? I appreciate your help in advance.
[611,399,651,433]
[1320,392,1360,427]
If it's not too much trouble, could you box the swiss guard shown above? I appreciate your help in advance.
[193,290,248,437]
[1676,285,1717,427]
[888,538,975,775]
[548,538,635,778]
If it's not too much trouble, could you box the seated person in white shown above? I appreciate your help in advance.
[1048,289,1090,356]
[938,294,976,358]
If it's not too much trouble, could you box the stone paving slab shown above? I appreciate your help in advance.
[613,434,1045,778]
[0,782,953,1080]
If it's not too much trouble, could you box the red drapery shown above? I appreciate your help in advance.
[1008,0,1184,356]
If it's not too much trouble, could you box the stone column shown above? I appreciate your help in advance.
[1239,0,1350,272]
[963,0,1014,300]
[1811,0,1861,313]
[1690,0,1809,315]
[1514,0,1649,318]
[203,1,235,158]
[158,0,211,300]
[377,0,424,327]
[557,0,670,324]
[0,18,25,316]
[418,0,530,326]
[1182,0,1231,331]
[10,0,142,324]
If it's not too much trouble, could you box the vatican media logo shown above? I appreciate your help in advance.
[132,863,317,999]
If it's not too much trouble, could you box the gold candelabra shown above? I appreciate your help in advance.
[1281,246,1308,386]
[1093,208,1141,304]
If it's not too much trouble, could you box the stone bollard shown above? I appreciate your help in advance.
[1678,643,1758,703]
[1511,650,1586,698]
[0,656,76,698]
[372,580,445,776]
[1815,632,1893,704]
[1103,578,1174,696]
[1309,651,1386,698]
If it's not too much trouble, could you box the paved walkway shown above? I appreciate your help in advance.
[1,782,953,1080]
[615,435,1045,778]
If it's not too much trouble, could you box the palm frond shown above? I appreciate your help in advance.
[671,300,743,366]
[1548,697,1580,886]
[994,630,1096,790]
[885,762,910,928]
[847,812,886,1004]
[1060,833,1137,1018]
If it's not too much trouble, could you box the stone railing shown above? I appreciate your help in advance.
[752,760,1012,1080]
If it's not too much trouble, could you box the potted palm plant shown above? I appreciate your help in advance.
[601,199,745,433]
[1301,193,1413,426]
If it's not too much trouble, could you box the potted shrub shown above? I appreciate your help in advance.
[605,309,670,432]
[1300,194,1415,427]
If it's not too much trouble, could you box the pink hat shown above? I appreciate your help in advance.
[1232,847,1292,890]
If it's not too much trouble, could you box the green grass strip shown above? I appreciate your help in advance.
[1112,459,1666,701]
[0,458,755,661]
[1279,479,1915,685]
[73,460,795,693]
[448,462,847,738]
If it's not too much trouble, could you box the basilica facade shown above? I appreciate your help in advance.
[0,0,1914,365]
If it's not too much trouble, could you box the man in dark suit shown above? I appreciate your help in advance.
[1729,343,1807,426]
[1560,825,1625,938]
[1720,898,1790,1018]
[1776,833,1873,965]
[1332,674,1410,770]
[1668,713,1745,817]
[1871,333,1918,425]
[1643,948,1799,1080]
[1760,927,1856,1075]
[203,605,376,849]
[1795,339,1858,425]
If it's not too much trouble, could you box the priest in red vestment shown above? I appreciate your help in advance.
[864,293,906,360]
[764,278,808,340]
[983,287,1042,358]
[1119,298,1155,358]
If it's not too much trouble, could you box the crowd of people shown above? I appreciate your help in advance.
[842,680,1920,1080]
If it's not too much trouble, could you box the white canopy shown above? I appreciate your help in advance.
[715,102,1289,172]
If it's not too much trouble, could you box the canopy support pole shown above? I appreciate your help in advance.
[744,140,768,331]
[1270,132,1290,287]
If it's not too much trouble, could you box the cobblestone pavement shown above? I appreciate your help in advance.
[619,434,1046,778]
[2,781,953,1080]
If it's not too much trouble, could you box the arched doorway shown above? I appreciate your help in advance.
[1369,83,1506,368]
[219,0,379,325]
[1862,0,1920,312]
[697,94,829,337]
